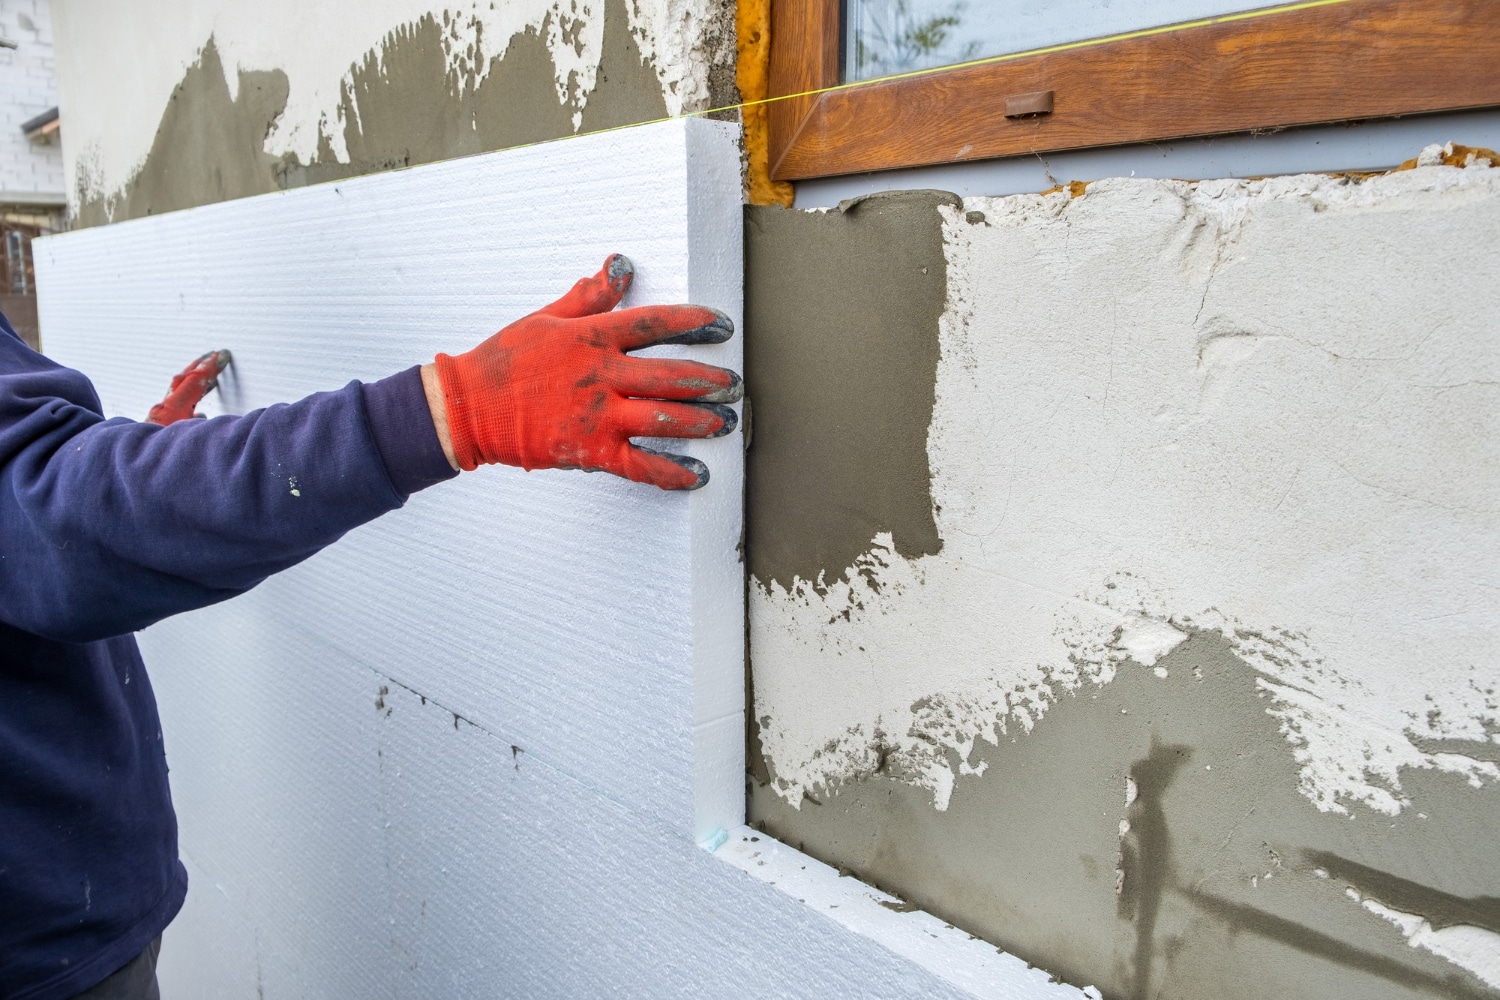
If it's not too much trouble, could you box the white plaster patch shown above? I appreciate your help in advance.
[624,0,725,119]
[52,0,722,205]
[252,0,613,166]
[751,163,1500,818]
[1417,141,1497,170]
[1114,616,1188,667]
[1359,898,1500,990]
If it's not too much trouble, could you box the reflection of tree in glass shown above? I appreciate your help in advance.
[853,0,981,79]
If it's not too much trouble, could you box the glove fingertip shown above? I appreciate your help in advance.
[636,445,709,490]
[659,308,734,346]
[698,370,743,404]
[702,403,737,438]
[606,253,634,293]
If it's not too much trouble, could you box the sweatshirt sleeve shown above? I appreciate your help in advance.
[0,314,457,642]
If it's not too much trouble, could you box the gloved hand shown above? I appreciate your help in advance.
[146,349,233,425]
[433,254,741,490]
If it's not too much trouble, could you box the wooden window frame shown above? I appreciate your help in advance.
[767,0,1500,181]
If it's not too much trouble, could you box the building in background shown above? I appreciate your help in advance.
[1,0,63,350]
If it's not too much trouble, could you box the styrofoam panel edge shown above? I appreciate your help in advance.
[682,118,747,843]
[690,712,743,849]
[715,828,1098,1000]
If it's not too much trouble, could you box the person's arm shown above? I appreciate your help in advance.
[0,337,450,642]
[0,255,739,643]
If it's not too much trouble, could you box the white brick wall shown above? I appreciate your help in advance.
[0,0,63,203]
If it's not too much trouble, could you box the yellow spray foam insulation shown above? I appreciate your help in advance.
[736,0,795,208]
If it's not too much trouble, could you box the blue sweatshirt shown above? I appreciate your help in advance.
[0,310,456,1000]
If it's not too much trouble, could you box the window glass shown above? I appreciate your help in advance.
[845,0,1273,82]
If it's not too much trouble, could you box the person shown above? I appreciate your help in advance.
[0,255,742,1000]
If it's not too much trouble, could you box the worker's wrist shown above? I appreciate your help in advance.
[358,367,460,496]
[420,363,460,471]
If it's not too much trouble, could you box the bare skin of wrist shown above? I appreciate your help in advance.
[420,363,460,471]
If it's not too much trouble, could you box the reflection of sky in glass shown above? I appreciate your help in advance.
[846,0,1271,81]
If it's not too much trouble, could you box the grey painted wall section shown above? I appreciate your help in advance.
[743,191,950,595]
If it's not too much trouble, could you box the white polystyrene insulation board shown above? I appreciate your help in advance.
[147,621,1084,998]
[34,119,1085,998]
[35,117,745,843]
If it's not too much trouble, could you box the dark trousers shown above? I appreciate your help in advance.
[69,938,160,1000]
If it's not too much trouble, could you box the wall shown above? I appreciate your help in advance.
[744,157,1500,999]
[0,0,63,204]
[50,0,736,225]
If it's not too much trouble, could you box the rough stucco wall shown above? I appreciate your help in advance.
[745,159,1500,999]
[50,0,736,225]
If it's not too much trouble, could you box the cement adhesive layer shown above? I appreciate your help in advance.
[70,38,292,227]
[743,191,951,594]
[746,160,1500,998]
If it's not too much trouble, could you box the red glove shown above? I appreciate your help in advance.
[146,349,233,425]
[434,255,741,490]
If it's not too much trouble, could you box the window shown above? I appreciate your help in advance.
[845,0,1272,82]
[768,0,1500,181]
[5,230,30,295]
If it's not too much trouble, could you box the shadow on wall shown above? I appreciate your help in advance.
[749,630,1500,1000]
[742,188,1500,1000]
[74,0,679,227]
